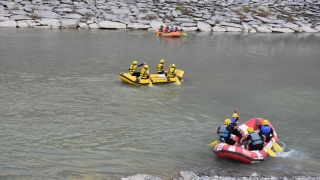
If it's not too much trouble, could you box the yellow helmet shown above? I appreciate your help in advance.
[224,119,231,125]
[133,61,137,65]
[247,127,254,133]
[144,65,148,69]
[232,113,239,118]
[160,59,165,64]
[262,119,269,126]
[171,64,175,68]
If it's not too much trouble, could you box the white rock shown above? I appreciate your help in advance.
[127,23,150,30]
[315,26,320,32]
[220,21,243,28]
[300,26,318,32]
[256,26,272,32]
[98,21,126,29]
[253,16,273,23]
[17,20,29,27]
[180,171,200,180]
[180,22,197,27]
[89,23,99,29]
[174,18,194,23]
[282,22,299,28]
[39,19,60,27]
[78,22,88,29]
[10,15,32,20]
[34,10,60,19]
[270,27,294,33]
[61,19,78,28]
[212,25,227,32]
[0,20,17,27]
[197,21,212,31]
[226,26,242,32]
[181,27,198,31]
[127,174,161,180]
[110,8,131,14]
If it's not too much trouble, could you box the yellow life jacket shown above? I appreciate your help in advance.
[167,67,175,78]
[140,68,148,79]
[157,63,163,73]
[129,64,137,73]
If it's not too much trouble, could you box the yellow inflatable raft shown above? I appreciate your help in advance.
[119,69,185,85]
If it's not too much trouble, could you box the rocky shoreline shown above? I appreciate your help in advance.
[121,171,320,180]
[0,0,319,33]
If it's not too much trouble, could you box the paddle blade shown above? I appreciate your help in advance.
[176,78,181,85]
[265,147,276,157]
[182,32,188,36]
[207,140,219,147]
[156,33,159,36]
[149,79,153,86]
[273,141,283,153]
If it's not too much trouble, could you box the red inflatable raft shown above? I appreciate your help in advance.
[214,118,279,163]
[156,30,181,37]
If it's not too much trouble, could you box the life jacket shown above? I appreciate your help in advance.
[167,67,175,78]
[261,126,271,136]
[230,117,237,127]
[140,68,148,79]
[249,132,263,145]
[157,63,163,73]
[218,125,230,138]
[129,64,137,73]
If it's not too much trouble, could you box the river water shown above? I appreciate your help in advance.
[0,28,319,179]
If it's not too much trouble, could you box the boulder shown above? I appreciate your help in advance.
[197,21,211,31]
[0,20,17,27]
[270,28,295,33]
[300,26,318,32]
[60,19,78,28]
[98,21,126,29]
[212,25,226,32]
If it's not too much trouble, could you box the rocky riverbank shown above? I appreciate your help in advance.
[121,171,320,180]
[0,0,319,33]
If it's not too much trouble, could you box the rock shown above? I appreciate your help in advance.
[0,20,17,27]
[220,21,243,28]
[197,21,212,31]
[253,16,273,23]
[226,26,242,31]
[98,20,127,29]
[300,26,318,32]
[180,171,200,180]
[256,26,272,32]
[180,22,197,27]
[212,25,226,32]
[89,23,99,29]
[78,22,88,29]
[174,18,194,23]
[270,27,295,32]
[17,20,29,27]
[60,19,78,28]
[127,23,150,29]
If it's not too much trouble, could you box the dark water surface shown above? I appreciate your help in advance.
[0,28,319,179]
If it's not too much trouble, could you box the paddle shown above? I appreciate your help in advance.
[156,32,160,36]
[149,78,153,86]
[207,140,219,147]
[182,32,188,36]
[265,146,276,157]
[271,139,283,153]
[175,77,181,85]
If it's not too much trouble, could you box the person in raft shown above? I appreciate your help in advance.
[158,24,165,32]
[257,119,274,142]
[139,65,150,79]
[166,64,177,78]
[229,109,243,139]
[129,60,145,77]
[157,59,169,74]
[244,127,266,150]
[216,119,241,146]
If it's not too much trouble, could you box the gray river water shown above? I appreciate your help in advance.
[0,28,319,179]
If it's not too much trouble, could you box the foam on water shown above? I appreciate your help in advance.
[277,148,308,158]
